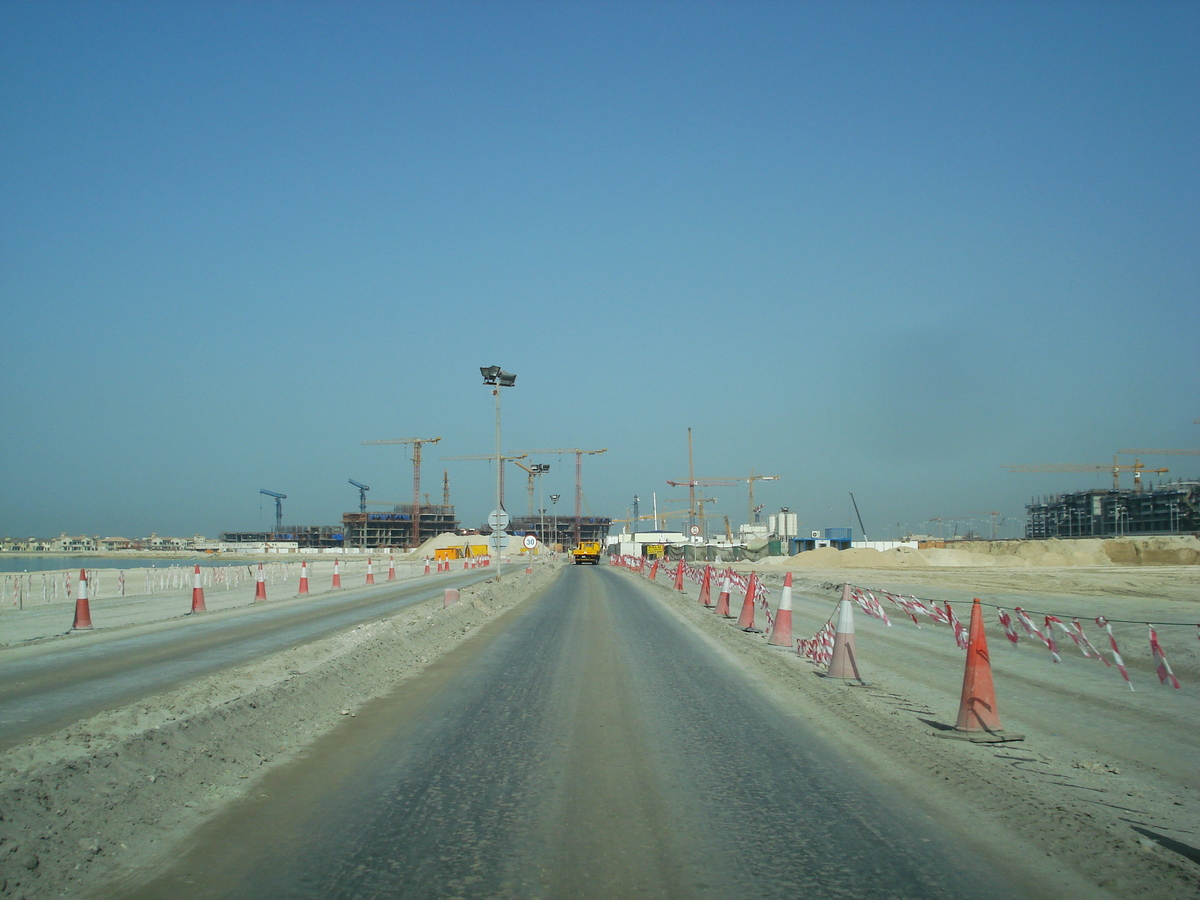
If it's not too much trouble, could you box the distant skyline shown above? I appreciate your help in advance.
[2,2,1197,542]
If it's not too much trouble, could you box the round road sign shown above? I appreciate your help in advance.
[487,509,510,530]
[488,532,511,552]
[522,534,538,550]
[689,525,701,536]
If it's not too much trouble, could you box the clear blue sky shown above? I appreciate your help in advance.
[2,1,1197,542]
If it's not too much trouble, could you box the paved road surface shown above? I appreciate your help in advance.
[0,571,491,748]
[114,567,1030,899]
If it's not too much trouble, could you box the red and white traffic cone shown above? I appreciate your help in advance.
[649,560,659,581]
[949,599,1019,739]
[424,558,431,575]
[827,585,861,680]
[254,563,267,602]
[388,556,395,581]
[768,572,794,647]
[714,569,733,617]
[366,558,375,585]
[332,558,342,589]
[191,564,207,613]
[699,565,713,607]
[673,559,685,591]
[298,561,310,595]
[736,573,760,631]
[72,568,93,630]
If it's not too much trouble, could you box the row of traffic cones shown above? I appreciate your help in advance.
[71,553,405,629]
[657,561,1015,741]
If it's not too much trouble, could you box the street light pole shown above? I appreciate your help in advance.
[480,366,516,580]
[550,493,560,557]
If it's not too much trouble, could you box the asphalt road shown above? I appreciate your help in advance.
[0,571,492,748]
[115,566,1031,899]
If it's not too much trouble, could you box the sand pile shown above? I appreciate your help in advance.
[776,536,1200,569]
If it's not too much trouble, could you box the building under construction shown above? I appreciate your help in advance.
[1025,479,1199,539]
[219,525,345,549]
[507,515,612,549]
[342,503,459,548]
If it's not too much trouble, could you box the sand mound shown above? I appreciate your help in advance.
[778,536,1200,569]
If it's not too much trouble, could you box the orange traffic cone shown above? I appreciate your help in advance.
[826,585,861,680]
[943,599,1023,741]
[298,560,310,595]
[714,569,733,617]
[388,556,396,581]
[424,558,431,575]
[366,558,375,585]
[649,560,659,581]
[72,568,93,630]
[768,572,794,647]
[699,565,713,607]
[673,559,685,591]
[190,564,207,613]
[254,563,267,602]
[736,574,761,632]
[332,558,342,589]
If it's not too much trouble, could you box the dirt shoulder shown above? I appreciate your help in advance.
[0,563,562,899]
[634,563,1200,900]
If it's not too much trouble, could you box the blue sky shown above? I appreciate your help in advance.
[2,1,1197,542]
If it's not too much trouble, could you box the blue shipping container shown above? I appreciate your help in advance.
[825,527,852,541]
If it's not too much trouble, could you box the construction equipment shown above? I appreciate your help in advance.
[1003,456,1168,492]
[440,453,528,509]
[572,540,603,565]
[363,437,442,547]
[849,492,868,541]
[348,479,369,513]
[970,511,1004,540]
[667,430,779,530]
[511,448,607,547]
[259,489,286,533]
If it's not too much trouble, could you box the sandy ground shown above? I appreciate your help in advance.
[0,543,1197,898]
[647,558,1200,898]
[0,560,560,899]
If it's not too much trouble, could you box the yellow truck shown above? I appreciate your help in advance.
[572,540,603,565]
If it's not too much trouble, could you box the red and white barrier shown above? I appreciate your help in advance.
[191,564,206,613]
[254,563,267,602]
[767,572,793,647]
[72,568,93,631]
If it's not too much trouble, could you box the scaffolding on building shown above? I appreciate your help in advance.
[1025,479,1199,539]
[342,504,459,548]
[506,515,612,549]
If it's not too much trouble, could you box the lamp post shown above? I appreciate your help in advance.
[480,365,516,579]
[531,464,550,548]
[550,493,561,556]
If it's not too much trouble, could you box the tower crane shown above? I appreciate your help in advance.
[363,437,442,547]
[1002,456,1168,492]
[666,429,779,531]
[969,511,1004,540]
[348,479,369,513]
[259,489,286,533]
[440,453,528,510]
[510,448,607,547]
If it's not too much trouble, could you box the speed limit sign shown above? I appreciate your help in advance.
[523,534,537,549]
[689,525,701,536]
